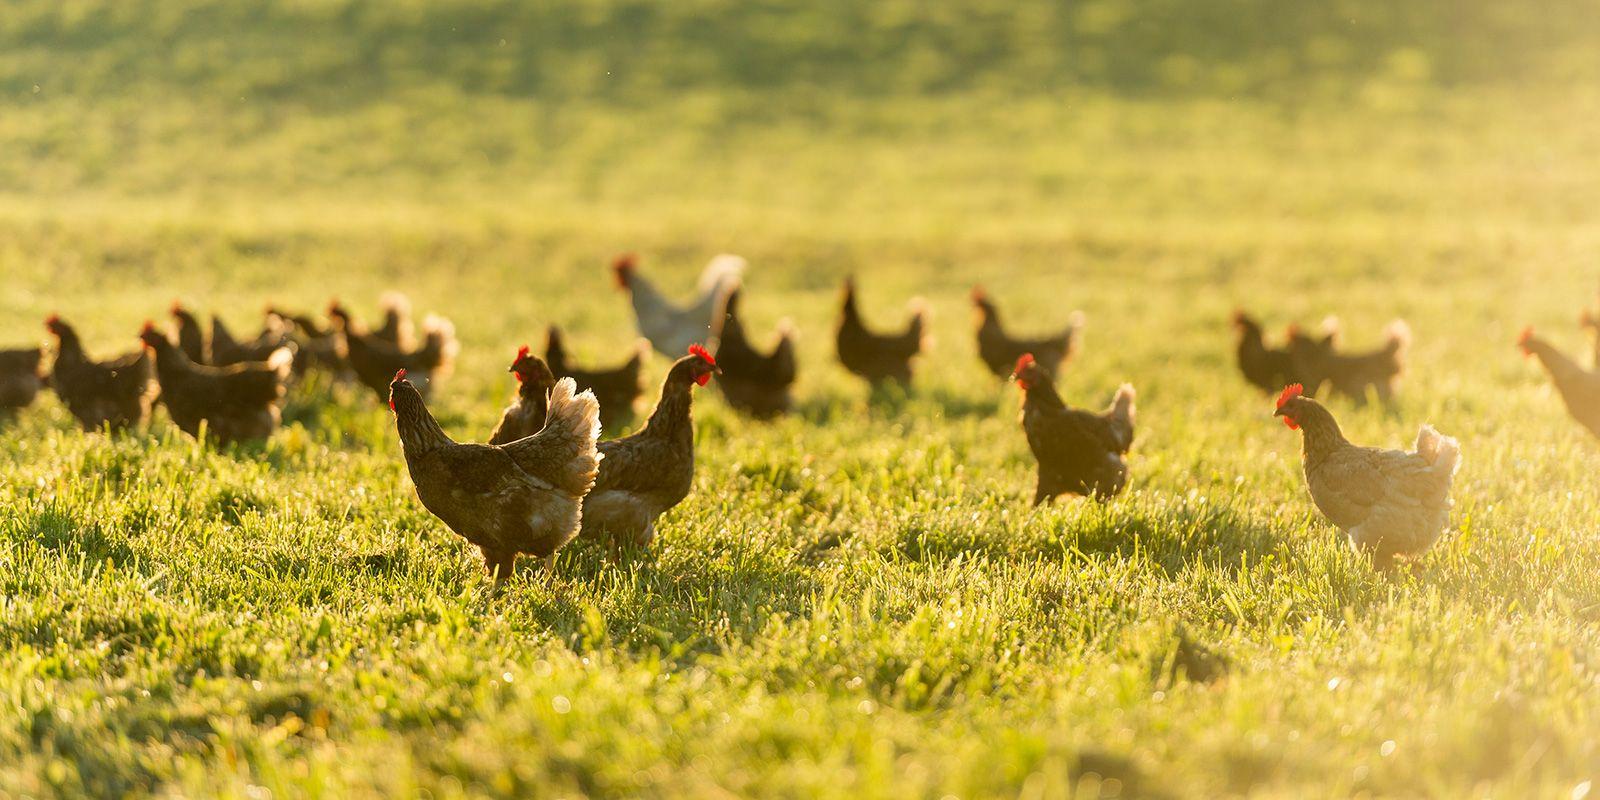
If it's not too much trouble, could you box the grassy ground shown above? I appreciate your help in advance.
[3,2,1600,797]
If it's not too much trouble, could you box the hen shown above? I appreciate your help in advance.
[580,345,719,549]
[488,346,558,445]
[392,370,601,587]
[836,276,926,387]
[140,322,294,444]
[1519,327,1600,440]
[973,286,1082,379]
[1232,311,1300,394]
[170,303,210,364]
[211,313,294,367]
[1012,353,1136,504]
[374,291,415,350]
[330,302,458,402]
[0,347,44,416]
[1288,318,1409,406]
[267,307,346,379]
[1274,384,1459,568]
[45,315,155,432]
[712,286,797,418]
[545,325,645,430]
[614,253,744,357]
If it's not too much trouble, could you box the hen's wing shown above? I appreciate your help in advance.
[1307,446,1442,530]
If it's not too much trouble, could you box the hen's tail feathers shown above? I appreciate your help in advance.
[1106,383,1137,450]
[1415,425,1461,476]
[539,378,604,494]
[907,297,931,351]
[1064,310,1087,356]
[423,315,460,371]
[1385,319,1413,362]
[266,347,295,380]
[379,291,413,318]
[698,254,748,295]
[1319,315,1342,343]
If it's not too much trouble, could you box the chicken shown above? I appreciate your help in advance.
[140,322,294,444]
[1274,384,1459,567]
[580,345,719,549]
[545,325,645,430]
[211,313,294,367]
[267,307,346,378]
[712,286,797,418]
[973,286,1082,379]
[0,347,44,416]
[391,370,601,587]
[1287,318,1409,406]
[614,253,744,357]
[170,302,210,364]
[1581,295,1599,368]
[375,291,415,350]
[835,277,926,387]
[45,315,155,432]
[329,302,458,402]
[488,346,558,445]
[1012,353,1136,504]
[1232,311,1300,394]
[1519,327,1600,440]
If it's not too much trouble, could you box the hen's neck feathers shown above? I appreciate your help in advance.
[52,326,85,365]
[393,384,453,456]
[1023,379,1067,414]
[1294,403,1350,467]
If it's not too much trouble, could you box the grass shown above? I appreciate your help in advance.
[3,1,1600,797]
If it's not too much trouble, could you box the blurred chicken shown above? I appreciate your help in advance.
[329,302,457,402]
[488,346,558,445]
[1232,310,1300,395]
[211,313,294,367]
[1274,384,1459,568]
[580,346,719,549]
[45,315,154,432]
[712,286,797,418]
[835,276,926,387]
[267,307,346,378]
[1581,288,1599,368]
[545,325,645,430]
[1012,354,1135,504]
[0,346,44,416]
[391,370,601,587]
[973,286,1082,379]
[140,322,293,444]
[374,291,415,350]
[1288,317,1409,406]
[170,302,210,364]
[1519,327,1600,440]
[614,253,744,357]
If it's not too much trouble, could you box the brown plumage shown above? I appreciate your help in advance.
[580,347,719,548]
[1231,311,1301,395]
[45,315,154,432]
[329,301,457,403]
[140,322,293,445]
[712,286,796,418]
[835,277,925,387]
[267,307,347,378]
[0,346,44,415]
[391,370,601,587]
[488,346,558,445]
[170,303,210,364]
[1287,318,1409,406]
[1013,354,1136,504]
[545,325,644,430]
[1520,327,1600,440]
[1274,385,1459,568]
[973,286,1082,379]
[210,314,294,367]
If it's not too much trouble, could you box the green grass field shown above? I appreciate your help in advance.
[3,2,1600,797]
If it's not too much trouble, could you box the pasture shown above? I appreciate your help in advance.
[2,1,1599,796]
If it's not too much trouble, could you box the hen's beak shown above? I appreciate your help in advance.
[1271,407,1286,417]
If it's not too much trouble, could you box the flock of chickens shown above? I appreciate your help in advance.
[1,256,1597,586]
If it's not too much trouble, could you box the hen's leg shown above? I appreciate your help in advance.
[483,549,517,590]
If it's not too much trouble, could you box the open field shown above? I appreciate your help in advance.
[3,2,1600,797]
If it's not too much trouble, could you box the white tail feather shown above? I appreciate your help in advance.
[697,254,747,294]
[266,346,294,379]
[1415,425,1461,475]
[1386,319,1413,357]
[541,378,603,493]
[379,291,413,317]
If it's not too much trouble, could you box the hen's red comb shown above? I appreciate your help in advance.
[1014,353,1036,375]
[971,285,987,302]
[393,369,407,382]
[140,320,156,335]
[1518,326,1535,347]
[516,344,530,361]
[688,343,716,366]
[44,313,60,327]
[169,300,184,315]
[1276,384,1304,409]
